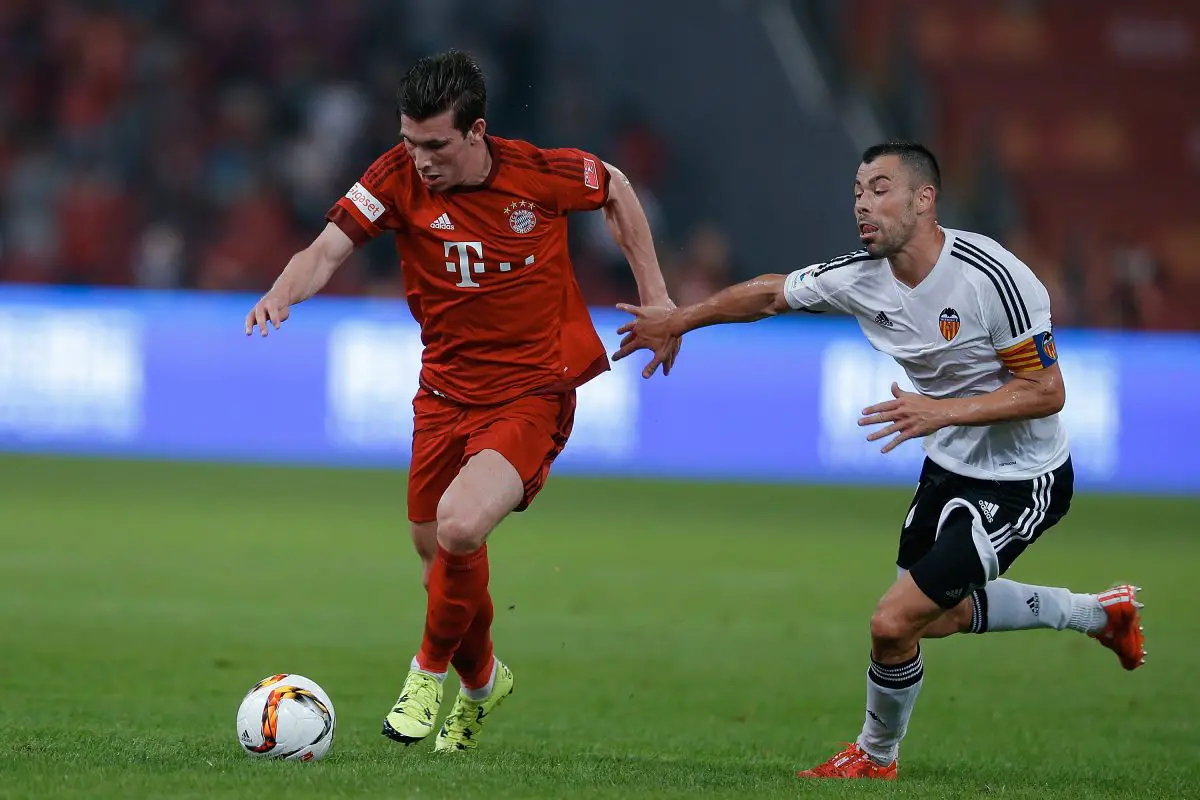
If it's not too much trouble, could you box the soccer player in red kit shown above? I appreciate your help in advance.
[245,50,677,751]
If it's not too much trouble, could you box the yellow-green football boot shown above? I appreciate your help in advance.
[381,669,442,744]
[434,660,514,752]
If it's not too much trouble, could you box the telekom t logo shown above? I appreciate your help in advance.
[444,242,535,288]
[444,241,484,288]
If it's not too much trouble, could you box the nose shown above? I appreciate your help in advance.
[855,195,870,218]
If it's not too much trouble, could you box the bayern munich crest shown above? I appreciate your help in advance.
[939,307,961,341]
[504,200,538,234]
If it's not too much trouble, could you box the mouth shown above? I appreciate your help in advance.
[419,172,441,186]
[859,221,879,239]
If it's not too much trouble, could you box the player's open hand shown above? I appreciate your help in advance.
[612,303,681,379]
[245,291,291,337]
[858,382,947,453]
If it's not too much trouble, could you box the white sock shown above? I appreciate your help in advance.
[857,646,923,767]
[970,580,1107,634]
[460,657,497,702]
[411,656,447,682]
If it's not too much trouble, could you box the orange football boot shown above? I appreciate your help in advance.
[796,742,897,780]
[1090,584,1146,671]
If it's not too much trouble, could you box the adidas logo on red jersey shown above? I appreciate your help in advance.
[430,213,455,231]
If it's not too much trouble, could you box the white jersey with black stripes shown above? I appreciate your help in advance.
[782,227,1069,480]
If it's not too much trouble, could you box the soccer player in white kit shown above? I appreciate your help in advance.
[613,141,1146,780]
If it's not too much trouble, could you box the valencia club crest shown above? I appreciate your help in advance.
[939,307,960,341]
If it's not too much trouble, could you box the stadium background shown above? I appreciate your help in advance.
[1,2,1196,798]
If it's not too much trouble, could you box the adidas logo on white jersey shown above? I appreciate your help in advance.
[430,213,455,231]
[978,500,999,523]
[873,310,894,328]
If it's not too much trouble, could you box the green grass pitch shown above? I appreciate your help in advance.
[0,455,1194,799]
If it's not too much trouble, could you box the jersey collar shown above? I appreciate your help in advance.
[892,227,955,297]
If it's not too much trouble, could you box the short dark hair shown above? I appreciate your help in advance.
[861,139,942,192]
[397,49,486,134]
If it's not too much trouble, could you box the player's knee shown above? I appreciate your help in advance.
[870,605,919,653]
[435,502,489,554]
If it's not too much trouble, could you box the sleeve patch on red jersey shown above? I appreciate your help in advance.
[583,158,600,190]
[346,182,385,222]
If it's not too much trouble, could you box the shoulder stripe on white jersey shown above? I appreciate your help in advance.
[952,246,1018,338]
[813,250,871,277]
[955,239,1031,330]
[954,240,1031,331]
[823,248,869,265]
[952,244,1026,339]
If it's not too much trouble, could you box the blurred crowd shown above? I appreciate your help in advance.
[0,0,736,308]
[823,0,1199,331]
[1,0,1194,330]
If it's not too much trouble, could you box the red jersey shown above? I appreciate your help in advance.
[326,136,611,405]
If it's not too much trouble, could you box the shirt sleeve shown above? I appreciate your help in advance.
[782,251,865,314]
[325,147,408,246]
[535,147,611,214]
[980,258,1060,372]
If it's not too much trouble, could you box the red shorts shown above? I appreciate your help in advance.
[407,387,577,523]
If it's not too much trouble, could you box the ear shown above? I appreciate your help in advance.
[915,184,937,215]
[468,118,487,143]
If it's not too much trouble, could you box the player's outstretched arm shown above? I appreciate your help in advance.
[245,222,354,337]
[612,274,792,378]
[601,162,682,374]
[601,163,672,307]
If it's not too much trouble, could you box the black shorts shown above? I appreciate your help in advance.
[899,457,1074,608]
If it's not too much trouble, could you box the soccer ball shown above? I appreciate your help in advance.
[236,673,336,761]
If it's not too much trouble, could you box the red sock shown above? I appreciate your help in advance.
[416,544,489,675]
[452,590,495,690]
